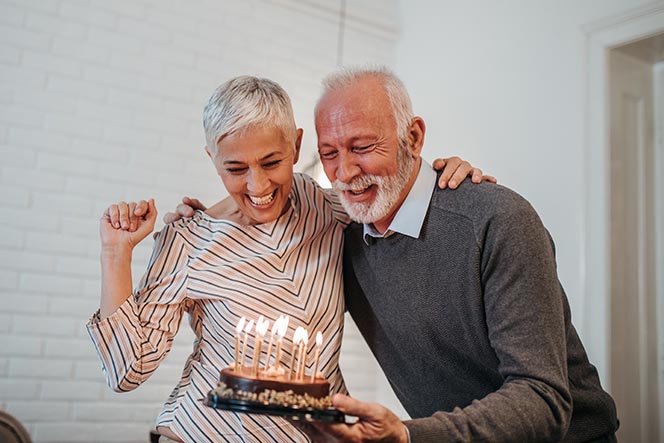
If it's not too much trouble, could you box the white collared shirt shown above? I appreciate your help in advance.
[363,160,436,244]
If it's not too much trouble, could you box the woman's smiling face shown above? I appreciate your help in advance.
[210,125,302,225]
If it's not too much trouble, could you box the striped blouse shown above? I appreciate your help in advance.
[87,173,351,442]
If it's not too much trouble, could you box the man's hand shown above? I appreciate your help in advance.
[294,394,409,443]
[162,196,207,224]
[433,156,497,189]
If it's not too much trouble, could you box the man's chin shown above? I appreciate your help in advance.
[340,201,385,225]
[340,201,367,224]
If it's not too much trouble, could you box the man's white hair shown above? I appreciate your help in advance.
[203,76,297,155]
[317,65,414,144]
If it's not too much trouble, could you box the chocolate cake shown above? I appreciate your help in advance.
[210,366,333,410]
[219,368,330,398]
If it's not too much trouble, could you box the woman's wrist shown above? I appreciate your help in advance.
[101,243,134,261]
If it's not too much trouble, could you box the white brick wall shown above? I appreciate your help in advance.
[0,0,399,441]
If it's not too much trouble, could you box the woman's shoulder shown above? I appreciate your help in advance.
[292,172,324,193]
[163,209,226,240]
[292,173,350,225]
[292,172,338,204]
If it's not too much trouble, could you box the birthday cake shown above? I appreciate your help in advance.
[211,366,332,409]
[205,316,344,422]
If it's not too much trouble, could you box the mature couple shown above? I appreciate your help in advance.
[88,67,618,442]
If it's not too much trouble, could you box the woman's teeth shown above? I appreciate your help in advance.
[249,191,275,206]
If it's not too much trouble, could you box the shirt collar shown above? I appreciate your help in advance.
[363,160,436,244]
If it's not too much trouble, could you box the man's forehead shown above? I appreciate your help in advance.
[317,102,371,125]
[317,87,390,125]
[324,78,385,103]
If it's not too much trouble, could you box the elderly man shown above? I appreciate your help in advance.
[305,67,618,443]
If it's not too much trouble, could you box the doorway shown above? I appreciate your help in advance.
[608,33,663,443]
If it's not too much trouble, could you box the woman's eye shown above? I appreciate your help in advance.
[263,160,282,168]
[226,167,247,174]
[319,150,338,159]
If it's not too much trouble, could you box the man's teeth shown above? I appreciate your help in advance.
[249,191,274,205]
[349,188,367,195]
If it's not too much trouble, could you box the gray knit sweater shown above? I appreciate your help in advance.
[343,180,618,442]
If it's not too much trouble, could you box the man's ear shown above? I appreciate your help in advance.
[407,116,426,157]
[204,146,212,159]
[293,128,303,164]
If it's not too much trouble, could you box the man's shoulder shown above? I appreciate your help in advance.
[429,179,535,224]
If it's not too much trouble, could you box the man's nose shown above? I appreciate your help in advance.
[336,153,360,183]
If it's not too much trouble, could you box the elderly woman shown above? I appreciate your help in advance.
[87,76,487,443]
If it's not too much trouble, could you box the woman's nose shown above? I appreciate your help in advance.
[247,168,270,193]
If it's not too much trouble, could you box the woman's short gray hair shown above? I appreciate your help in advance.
[203,76,297,155]
[317,66,414,144]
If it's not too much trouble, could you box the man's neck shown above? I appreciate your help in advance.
[371,157,422,234]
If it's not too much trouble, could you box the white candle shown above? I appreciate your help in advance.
[252,316,269,376]
[297,329,308,381]
[240,319,254,374]
[264,317,281,370]
[310,332,323,382]
[274,316,289,371]
[289,327,303,381]
[234,317,246,374]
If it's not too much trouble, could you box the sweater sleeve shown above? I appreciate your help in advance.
[405,199,573,442]
[86,224,190,392]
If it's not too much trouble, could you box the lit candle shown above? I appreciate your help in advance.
[252,316,269,376]
[310,332,323,382]
[274,316,289,372]
[264,317,281,371]
[240,319,254,375]
[289,327,303,381]
[234,317,246,374]
[296,328,309,381]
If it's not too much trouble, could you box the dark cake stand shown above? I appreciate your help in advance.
[205,390,350,423]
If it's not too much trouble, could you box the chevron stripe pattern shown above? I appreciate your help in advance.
[87,173,351,442]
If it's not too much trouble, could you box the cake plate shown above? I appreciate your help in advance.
[205,390,351,423]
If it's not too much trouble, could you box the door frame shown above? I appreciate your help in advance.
[657,60,664,443]
[582,0,664,433]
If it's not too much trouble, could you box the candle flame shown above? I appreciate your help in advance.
[244,320,254,333]
[316,331,323,347]
[293,326,304,345]
[278,316,289,337]
[236,317,246,335]
[257,318,269,336]
[301,329,309,345]
[271,317,280,335]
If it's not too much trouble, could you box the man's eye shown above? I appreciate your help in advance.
[226,167,247,174]
[319,150,338,159]
[352,145,373,153]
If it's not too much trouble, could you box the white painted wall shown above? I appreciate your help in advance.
[394,0,660,376]
[0,1,398,441]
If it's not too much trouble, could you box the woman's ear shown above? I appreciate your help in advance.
[204,146,212,159]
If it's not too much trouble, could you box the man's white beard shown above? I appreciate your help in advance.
[333,146,415,225]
